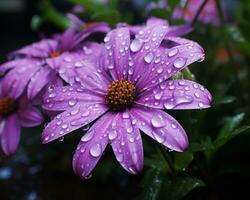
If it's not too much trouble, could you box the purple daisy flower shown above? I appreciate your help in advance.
[0,21,110,101]
[42,23,212,178]
[0,82,43,155]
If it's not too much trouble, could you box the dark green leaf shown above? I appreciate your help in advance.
[162,176,205,200]
[91,10,120,26]
[137,169,164,200]
[174,151,194,171]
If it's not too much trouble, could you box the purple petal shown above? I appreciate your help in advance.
[130,106,188,152]
[0,115,21,155]
[0,58,36,75]
[137,80,212,110]
[42,104,108,143]
[129,24,169,83]
[103,28,131,80]
[59,28,77,51]
[72,113,114,178]
[1,60,41,99]
[167,25,193,37]
[18,105,44,127]
[27,67,56,99]
[47,48,111,90]
[110,112,143,174]
[11,39,58,58]
[146,17,169,27]
[135,37,205,91]
[43,85,105,111]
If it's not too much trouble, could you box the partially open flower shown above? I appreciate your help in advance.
[0,82,43,155]
[0,19,110,101]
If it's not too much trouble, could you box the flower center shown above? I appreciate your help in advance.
[81,22,97,30]
[0,97,17,117]
[106,80,136,111]
[49,51,61,58]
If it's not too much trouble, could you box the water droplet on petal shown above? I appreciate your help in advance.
[144,52,154,63]
[151,115,165,128]
[168,48,178,57]
[154,91,163,100]
[81,131,93,142]
[152,131,165,143]
[104,35,110,42]
[90,143,102,157]
[108,130,117,140]
[130,38,143,52]
[173,58,186,69]
[68,99,77,106]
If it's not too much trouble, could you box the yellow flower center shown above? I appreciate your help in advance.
[49,51,61,58]
[0,97,17,117]
[106,80,136,111]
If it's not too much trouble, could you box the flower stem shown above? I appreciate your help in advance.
[191,0,209,26]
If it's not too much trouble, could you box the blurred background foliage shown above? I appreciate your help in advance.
[0,0,250,199]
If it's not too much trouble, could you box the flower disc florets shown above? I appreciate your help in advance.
[0,97,17,117]
[49,50,61,58]
[106,80,136,111]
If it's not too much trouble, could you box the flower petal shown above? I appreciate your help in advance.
[103,27,131,80]
[1,60,41,98]
[130,106,188,152]
[0,58,35,75]
[27,66,56,99]
[47,47,111,91]
[11,39,58,58]
[0,115,21,156]
[135,37,205,91]
[137,80,212,110]
[18,105,44,127]
[42,104,108,143]
[110,112,143,174]
[43,85,105,111]
[72,113,113,178]
[129,24,169,83]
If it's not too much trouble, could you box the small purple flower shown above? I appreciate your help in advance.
[172,0,220,25]
[42,23,212,178]
[0,82,43,155]
[0,21,110,101]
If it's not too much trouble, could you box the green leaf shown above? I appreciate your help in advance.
[218,113,245,139]
[137,169,164,200]
[162,176,205,200]
[213,96,236,105]
[174,151,194,171]
[213,125,250,150]
[39,0,71,30]
[167,0,180,10]
[69,0,103,13]
[91,9,120,26]
[149,8,171,20]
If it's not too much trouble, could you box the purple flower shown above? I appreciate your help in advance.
[172,0,220,25]
[0,20,110,101]
[0,82,43,155]
[42,23,212,178]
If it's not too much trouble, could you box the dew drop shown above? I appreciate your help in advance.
[68,99,77,106]
[81,132,93,142]
[173,58,186,69]
[108,130,117,140]
[168,48,178,57]
[90,143,102,157]
[130,38,143,52]
[144,52,154,63]
[151,115,165,128]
